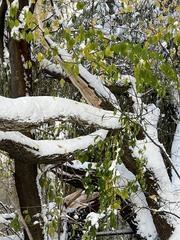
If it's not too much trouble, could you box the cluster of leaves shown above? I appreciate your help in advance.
[63,28,179,96]
[7,0,179,97]
[76,118,145,238]
[52,0,179,95]
[7,2,38,42]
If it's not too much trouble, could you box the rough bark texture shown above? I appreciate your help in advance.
[121,140,174,239]
[157,96,177,179]
[144,171,174,240]
[7,0,43,238]
[0,137,74,164]
[14,161,43,239]
[9,39,32,97]
[0,0,7,61]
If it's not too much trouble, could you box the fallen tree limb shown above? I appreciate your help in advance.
[44,36,119,109]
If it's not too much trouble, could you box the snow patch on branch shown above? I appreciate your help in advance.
[130,191,157,239]
[133,104,180,229]
[45,36,119,109]
[0,96,122,130]
[117,164,157,239]
[0,213,15,224]
[171,122,180,191]
[40,59,66,78]
[0,236,21,240]
[86,212,105,229]
[134,104,173,199]
[0,129,108,158]
[170,226,180,240]
[171,90,180,192]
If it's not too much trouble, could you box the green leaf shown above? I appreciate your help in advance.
[26,31,33,42]
[10,6,19,18]
[60,79,65,88]
[10,215,21,232]
[104,47,113,57]
[25,214,31,224]
[14,19,19,27]
[160,62,176,80]
[37,52,44,62]
[76,1,86,10]
[67,38,75,50]
[174,33,180,45]
[48,187,55,201]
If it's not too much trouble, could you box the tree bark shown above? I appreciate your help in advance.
[9,43,43,239]
[122,142,174,239]
[0,0,7,61]
[15,161,43,240]
[7,1,43,238]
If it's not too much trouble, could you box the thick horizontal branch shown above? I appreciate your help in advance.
[0,129,108,164]
[0,96,123,131]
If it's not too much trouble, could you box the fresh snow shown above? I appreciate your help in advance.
[86,212,105,229]
[40,59,66,78]
[170,226,180,240]
[66,160,96,170]
[134,105,174,199]
[0,96,122,130]
[117,164,157,239]
[0,215,11,224]
[171,122,180,191]
[0,129,107,158]
[0,236,21,240]
[130,191,157,239]
[45,37,120,109]
[170,90,180,239]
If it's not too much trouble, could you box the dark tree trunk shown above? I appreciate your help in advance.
[8,40,43,239]
[15,161,43,240]
[0,0,7,61]
[7,1,43,238]
[9,39,32,97]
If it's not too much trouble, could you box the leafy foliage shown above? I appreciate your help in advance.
[0,0,179,239]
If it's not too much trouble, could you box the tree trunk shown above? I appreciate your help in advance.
[0,0,7,60]
[15,161,43,240]
[8,20,43,240]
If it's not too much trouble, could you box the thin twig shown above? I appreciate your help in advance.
[96,229,134,237]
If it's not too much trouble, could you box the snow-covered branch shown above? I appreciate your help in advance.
[40,59,68,80]
[0,129,108,164]
[44,36,119,109]
[0,96,123,131]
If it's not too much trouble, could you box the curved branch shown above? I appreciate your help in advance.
[0,96,123,131]
[0,129,108,164]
